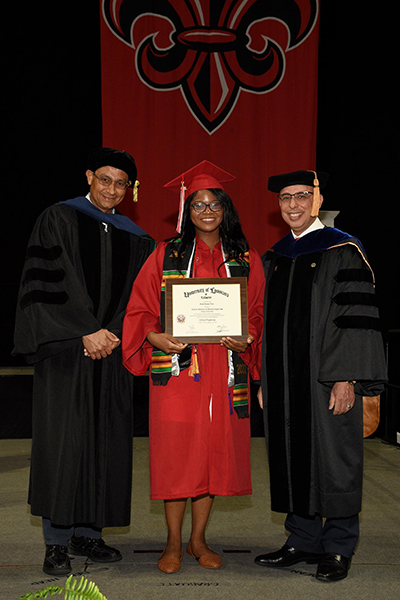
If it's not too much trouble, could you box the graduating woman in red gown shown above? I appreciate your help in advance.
[122,161,264,573]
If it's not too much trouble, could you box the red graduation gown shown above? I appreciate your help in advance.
[123,238,264,499]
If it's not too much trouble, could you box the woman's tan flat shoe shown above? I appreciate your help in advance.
[187,540,222,569]
[157,548,183,573]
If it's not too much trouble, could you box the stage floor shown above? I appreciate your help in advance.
[1,437,399,600]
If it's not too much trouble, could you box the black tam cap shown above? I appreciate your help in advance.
[268,170,329,217]
[87,147,137,183]
[268,170,329,193]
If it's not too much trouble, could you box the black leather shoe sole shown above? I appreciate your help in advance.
[68,550,122,563]
[316,571,348,582]
[254,555,320,568]
[43,562,72,576]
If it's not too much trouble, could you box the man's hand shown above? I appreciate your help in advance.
[328,381,355,415]
[82,329,120,360]
[146,331,188,354]
[220,334,254,354]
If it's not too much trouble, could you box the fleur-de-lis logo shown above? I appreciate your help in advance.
[102,0,318,134]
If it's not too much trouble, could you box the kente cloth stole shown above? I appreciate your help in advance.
[151,239,250,418]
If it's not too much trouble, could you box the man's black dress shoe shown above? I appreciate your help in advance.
[254,544,321,568]
[43,545,72,575]
[316,553,351,582]
[69,535,122,563]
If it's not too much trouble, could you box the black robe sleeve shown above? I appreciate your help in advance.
[317,243,387,396]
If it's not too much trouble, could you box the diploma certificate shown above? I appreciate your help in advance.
[165,277,248,343]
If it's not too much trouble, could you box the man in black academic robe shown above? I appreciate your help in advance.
[13,148,155,575]
[254,171,386,582]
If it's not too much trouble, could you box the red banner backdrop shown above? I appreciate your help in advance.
[100,0,320,254]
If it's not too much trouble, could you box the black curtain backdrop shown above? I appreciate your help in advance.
[316,2,398,342]
[3,1,398,369]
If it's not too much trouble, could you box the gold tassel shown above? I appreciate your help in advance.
[133,180,140,202]
[308,170,320,217]
[188,345,200,381]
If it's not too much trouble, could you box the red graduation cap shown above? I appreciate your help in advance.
[164,160,235,233]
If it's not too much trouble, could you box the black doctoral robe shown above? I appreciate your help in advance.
[261,227,386,519]
[13,201,154,527]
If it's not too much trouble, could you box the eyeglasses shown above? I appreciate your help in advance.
[278,191,313,203]
[93,172,130,190]
[190,201,223,213]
